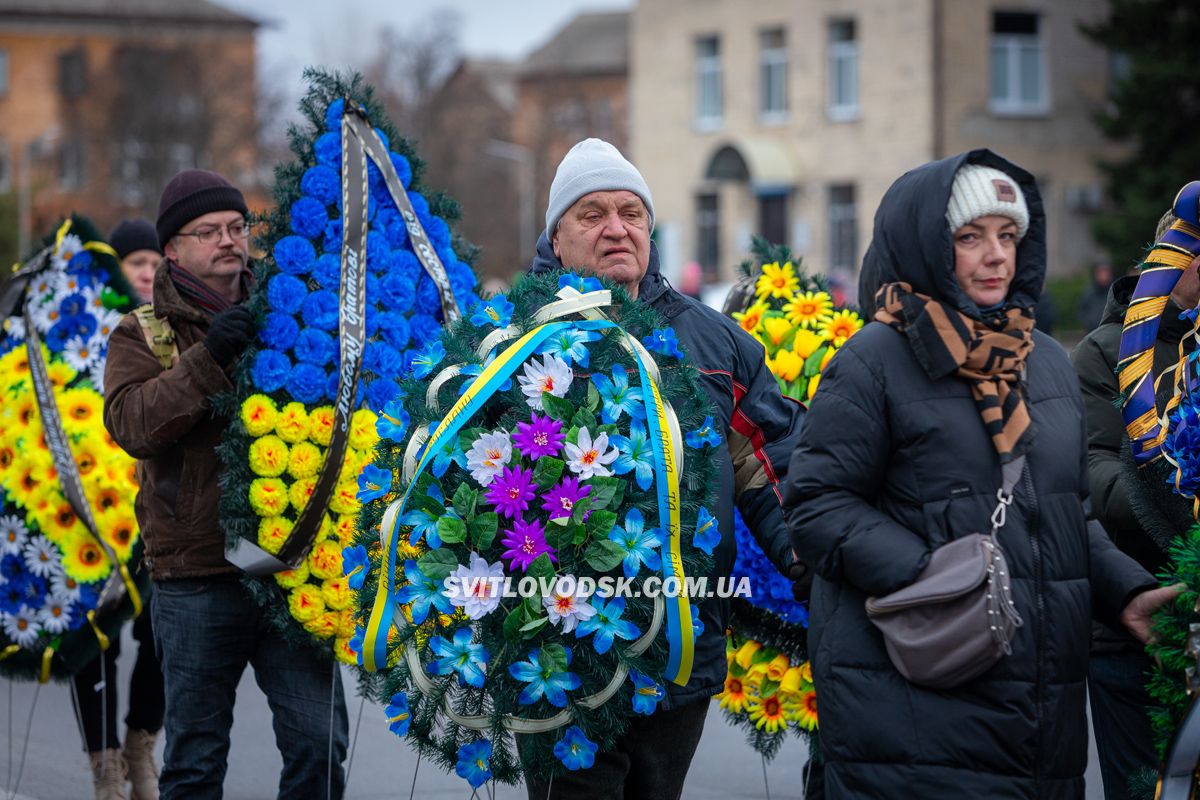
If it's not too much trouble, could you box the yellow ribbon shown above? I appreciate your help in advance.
[52,218,119,259]
[0,644,19,661]
[39,645,54,683]
[87,610,111,652]
[118,564,143,617]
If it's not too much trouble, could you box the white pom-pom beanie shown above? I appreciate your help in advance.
[545,138,655,239]
[946,164,1029,241]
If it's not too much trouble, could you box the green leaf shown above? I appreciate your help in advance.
[541,392,575,421]
[470,512,498,549]
[545,524,576,551]
[569,496,594,525]
[570,406,597,432]
[458,427,485,453]
[520,615,551,638]
[533,457,565,489]
[586,382,601,414]
[526,553,556,581]
[539,642,569,672]
[802,347,827,378]
[585,477,623,511]
[585,510,618,539]
[598,423,619,438]
[437,516,468,544]
[572,525,589,545]
[503,605,526,642]
[452,484,479,519]
[415,493,446,519]
[416,548,459,581]
[584,539,626,572]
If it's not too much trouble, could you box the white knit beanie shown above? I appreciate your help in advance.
[545,138,655,239]
[945,164,1029,240]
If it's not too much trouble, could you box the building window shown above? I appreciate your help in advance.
[759,28,788,122]
[827,19,859,121]
[828,184,857,270]
[990,12,1047,115]
[694,36,723,129]
[758,192,789,247]
[59,138,86,190]
[696,193,720,281]
[0,50,9,97]
[58,48,88,99]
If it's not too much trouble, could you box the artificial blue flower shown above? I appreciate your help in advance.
[349,626,365,667]
[395,560,454,625]
[693,507,721,555]
[45,322,70,353]
[425,215,451,252]
[429,428,466,478]
[66,251,94,273]
[409,313,441,345]
[384,692,411,737]
[376,399,410,441]
[455,739,492,789]
[378,273,416,315]
[18,574,46,605]
[609,422,654,491]
[259,309,299,351]
[300,165,340,208]
[366,377,402,408]
[398,483,456,547]
[575,596,639,654]
[294,329,335,365]
[267,274,307,315]
[314,131,341,168]
[408,190,431,220]
[300,290,339,331]
[0,554,25,583]
[251,350,292,392]
[690,603,705,640]
[341,544,369,590]
[363,341,403,377]
[629,670,665,716]
[0,581,23,614]
[685,416,721,449]
[458,351,513,396]
[469,295,514,329]
[428,627,488,688]
[592,364,646,424]
[324,98,345,132]
[539,328,601,368]
[377,312,411,351]
[508,647,582,707]
[290,197,328,240]
[608,508,663,579]
[273,235,317,276]
[554,726,599,771]
[643,328,685,359]
[59,292,88,317]
[365,230,390,269]
[323,218,343,254]
[312,253,340,290]
[558,273,604,293]
[356,464,393,503]
[389,249,421,282]
[286,363,327,404]
[390,152,412,188]
[410,340,445,380]
[416,276,441,311]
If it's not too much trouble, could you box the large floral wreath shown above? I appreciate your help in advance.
[347,270,719,788]
[0,217,145,680]
[215,70,479,660]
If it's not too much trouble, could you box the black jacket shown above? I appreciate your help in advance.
[529,234,805,706]
[783,150,1155,798]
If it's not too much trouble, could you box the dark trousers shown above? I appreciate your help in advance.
[73,608,165,752]
[1088,649,1158,800]
[152,577,348,800]
[522,697,709,800]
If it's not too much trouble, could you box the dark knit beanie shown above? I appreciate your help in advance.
[156,169,248,248]
[109,219,162,258]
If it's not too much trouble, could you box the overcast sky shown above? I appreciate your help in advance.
[220,0,632,103]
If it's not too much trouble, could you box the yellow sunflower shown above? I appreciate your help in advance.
[287,584,325,623]
[248,435,289,477]
[43,500,84,544]
[248,478,290,518]
[755,261,800,301]
[58,388,102,432]
[717,674,751,714]
[818,309,864,348]
[287,441,323,480]
[321,577,352,611]
[275,402,311,444]
[72,440,102,481]
[101,513,138,562]
[61,533,112,583]
[783,291,834,329]
[257,516,294,555]
[769,349,803,383]
[308,407,335,447]
[761,316,795,348]
[275,561,310,589]
[732,302,769,335]
[349,409,378,452]
[0,347,31,378]
[89,483,126,520]
[308,539,343,581]
[747,692,791,734]
[46,361,77,388]
[240,394,279,437]
[792,689,819,731]
[0,441,16,472]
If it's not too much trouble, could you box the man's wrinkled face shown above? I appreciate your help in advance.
[552,191,651,295]
[163,209,248,282]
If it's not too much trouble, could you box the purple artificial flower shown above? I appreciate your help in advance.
[499,518,558,572]
[541,477,592,521]
[512,413,565,460]
[485,465,537,519]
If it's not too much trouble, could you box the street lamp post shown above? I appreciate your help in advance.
[484,139,535,260]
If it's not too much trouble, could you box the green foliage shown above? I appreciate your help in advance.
[1147,524,1200,756]
[1083,2,1200,270]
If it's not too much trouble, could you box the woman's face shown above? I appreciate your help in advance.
[121,249,160,304]
[953,215,1019,308]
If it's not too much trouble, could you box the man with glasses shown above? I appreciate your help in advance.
[103,170,349,798]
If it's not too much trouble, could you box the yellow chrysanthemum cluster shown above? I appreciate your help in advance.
[715,637,818,735]
[736,262,864,403]
[241,395,400,663]
[0,347,141,583]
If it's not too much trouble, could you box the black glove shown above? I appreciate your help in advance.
[788,560,813,604]
[203,305,256,367]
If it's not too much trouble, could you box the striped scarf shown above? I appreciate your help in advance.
[875,282,1036,462]
[166,260,251,314]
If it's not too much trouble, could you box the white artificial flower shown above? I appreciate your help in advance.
[0,515,29,556]
[518,353,573,410]
[51,234,83,271]
[3,316,26,342]
[22,534,62,579]
[465,430,512,487]
[89,362,106,394]
[63,334,102,372]
[2,607,42,648]
[563,427,619,480]
[542,575,597,634]
[37,595,73,635]
[53,270,86,298]
[50,571,82,602]
[29,295,62,335]
[94,308,123,341]
[445,552,506,620]
[29,273,55,301]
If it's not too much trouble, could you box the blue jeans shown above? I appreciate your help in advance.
[152,578,348,799]
[1088,649,1157,800]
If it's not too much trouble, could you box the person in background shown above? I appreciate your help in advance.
[1078,259,1116,334]
[110,219,162,305]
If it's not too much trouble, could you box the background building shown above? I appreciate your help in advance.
[631,0,1125,297]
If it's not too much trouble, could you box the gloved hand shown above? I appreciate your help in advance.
[203,305,256,367]
[788,560,813,604]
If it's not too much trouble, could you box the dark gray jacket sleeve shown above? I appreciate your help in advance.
[782,344,930,596]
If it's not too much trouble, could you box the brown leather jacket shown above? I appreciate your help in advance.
[103,264,237,580]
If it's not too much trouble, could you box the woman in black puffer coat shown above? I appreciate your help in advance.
[782,149,1169,799]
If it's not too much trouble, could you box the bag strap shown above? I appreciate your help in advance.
[132,304,179,369]
[990,454,1026,536]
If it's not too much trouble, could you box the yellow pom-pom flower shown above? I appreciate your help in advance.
[275,402,312,443]
[755,262,800,300]
[783,291,833,329]
[287,441,323,480]
[289,477,318,515]
[321,577,352,611]
[257,516,294,555]
[61,533,113,583]
[349,409,378,452]
[818,309,864,348]
[308,539,343,581]
[303,611,339,639]
[249,478,290,518]
[240,394,279,437]
[248,435,289,477]
[333,515,358,544]
[275,561,310,589]
[287,584,325,622]
[308,406,335,447]
[334,637,358,666]
[329,480,359,516]
[337,608,357,638]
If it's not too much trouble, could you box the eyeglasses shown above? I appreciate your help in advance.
[175,220,251,245]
